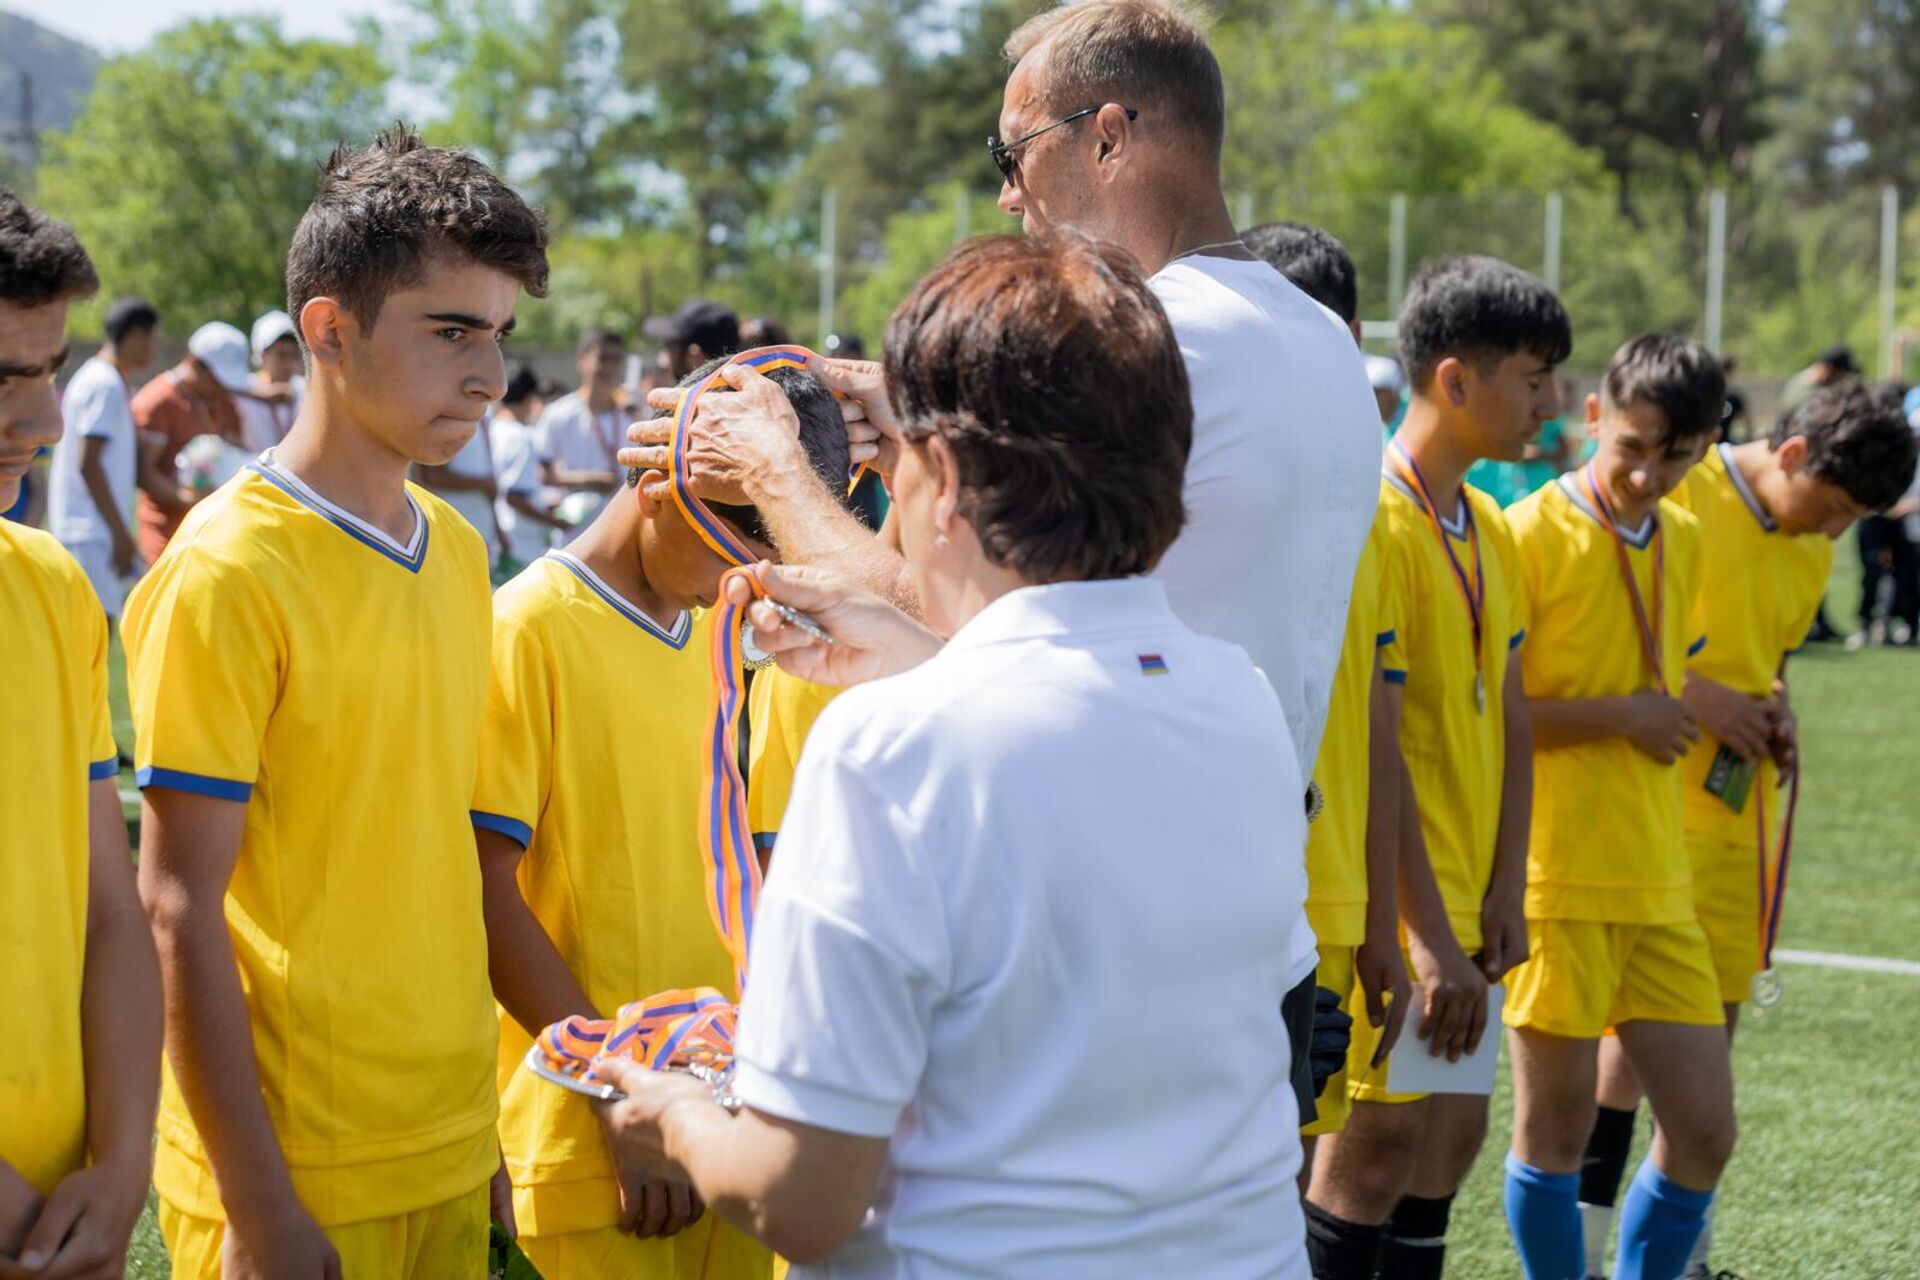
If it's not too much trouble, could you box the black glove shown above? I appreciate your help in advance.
[1309,985,1353,1097]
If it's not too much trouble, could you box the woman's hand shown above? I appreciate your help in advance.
[727,564,942,687]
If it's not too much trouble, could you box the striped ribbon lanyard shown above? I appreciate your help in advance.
[1750,764,1799,1009]
[1579,463,1667,693]
[1388,439,1488,713]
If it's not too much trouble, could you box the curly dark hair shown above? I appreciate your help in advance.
[0,188,98,308]
[1772,382,1918,512]
[1244,221,1357,325]
[1398,255,1572,389]
[884,233,1191,582]
[285,125,549,338]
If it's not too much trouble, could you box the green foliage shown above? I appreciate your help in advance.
[36,18,388,330]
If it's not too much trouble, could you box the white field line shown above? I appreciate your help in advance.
[1775,948,1920,977]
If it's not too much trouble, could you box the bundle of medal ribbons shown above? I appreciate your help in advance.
[527,988,740,1103]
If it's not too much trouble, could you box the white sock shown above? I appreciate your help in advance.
[1682,1202,1715,1275]
[1579,1201,1612,1277]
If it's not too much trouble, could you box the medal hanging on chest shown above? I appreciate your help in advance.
[1390,441,1489,714]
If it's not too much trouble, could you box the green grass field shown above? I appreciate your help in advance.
[114,557,1920,1278]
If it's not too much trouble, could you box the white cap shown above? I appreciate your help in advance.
[188,322,254,392]
[1365,355,1405,394]
[250,310,297,362]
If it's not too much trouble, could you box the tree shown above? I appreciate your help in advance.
[36,19,388,326]
[1766,0,1920,192]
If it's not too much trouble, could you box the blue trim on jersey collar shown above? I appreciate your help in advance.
[545,551,692,649]
[136,766,252,803]
[248,454,430,573]
[1382,469,1470,538]
[1718,443,1777,532]
[1556,475,1657,549]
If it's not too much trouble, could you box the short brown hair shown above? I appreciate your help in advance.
[1005,1,1224,157]
[286,126,549,338]
[884,233,1191,582]
[0,188,98,308]
[1600,334,1726,447]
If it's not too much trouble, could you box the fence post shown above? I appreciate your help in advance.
[1704,188,1727,354]
[1235,192,1254,230]
[817,187,837,345]
[1880,184,1899,379]
[1387,193,1408,316]
[1543,192,1564,293]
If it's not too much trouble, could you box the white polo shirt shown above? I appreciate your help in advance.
[489,414,548,563]
[48,355,137,550]
[735,578,1309,1280]
[433,415,499,545]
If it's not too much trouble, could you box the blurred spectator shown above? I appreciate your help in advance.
[235,309,305,452]
[825,331,866,360]
[46,295,158,618]
[644,299,739,379]
[1365,354,1404,430]
[1857,385,1920,648]
[533,328,627,526]
[1780,345,1859,419]
[739,315,791,349]
[492,361,570,577]
[132,321,250,563]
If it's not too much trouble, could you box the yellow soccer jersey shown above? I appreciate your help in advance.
[1377,474,1527,951]
[1305,511,1395,948]
[0,522,116,1195]
[1671,444,1833,842]
[746,665,840,853]
[471,551,769,1277]
[1509,478,1705,923]
[123,456,498,1227]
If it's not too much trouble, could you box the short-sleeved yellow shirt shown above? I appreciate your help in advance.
[1377,474,1527,951]
[1670,444,1833,843]
[1305,511,1396,947]
[0,523,116,1194]
[1508,478,1705,923]
[472,552,769,1275]
[746,666,840,853]
[124,457,499,1226]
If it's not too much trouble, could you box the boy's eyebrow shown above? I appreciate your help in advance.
[0,347,67,379]
[425,311,516,334]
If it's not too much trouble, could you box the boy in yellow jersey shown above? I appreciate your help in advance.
[747,666,841,858]
[124,130,549,1280]
[0,191,162,1276]
[1577,381,1918,1280]
[1307,256,1567,1280]
[1500,335,1734,1280]
[473,358,850,1279]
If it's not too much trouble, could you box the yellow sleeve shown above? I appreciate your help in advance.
[747,668,839,852]
[1378,519,1411,687]
[1782,540,1835,656]
[125,549,280,802]
[74,566,116,778]
[471,611,553,850]
[1674,513,1708,658]
[1490,510,1529,652]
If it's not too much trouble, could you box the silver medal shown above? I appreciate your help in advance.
[1749,967,1783,1008]
[1474,670,1487,714]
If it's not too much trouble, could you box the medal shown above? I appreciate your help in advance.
[1752,768,1799,1008]
[1749,967,1783,1008]
[1388,441,1489,714]
[1580,464,1667,692]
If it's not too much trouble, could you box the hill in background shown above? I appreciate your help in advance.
[0,10,101,182]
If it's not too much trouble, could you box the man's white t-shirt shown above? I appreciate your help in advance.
[490,414,548,563]
[735,579,1309,1280]
[234,379,302,454]
[533,391,624,528]
[48,355,138,550]
[1149,256,1380,983]
[433,415,499,546]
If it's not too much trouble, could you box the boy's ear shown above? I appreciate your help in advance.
[298,297,349,368]
[1584,392,1602,427]
[1774,435,1808,475]
[1435,356,1470,408]
[634,471,669,514]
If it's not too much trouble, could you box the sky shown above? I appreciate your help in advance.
[13,0,379,54]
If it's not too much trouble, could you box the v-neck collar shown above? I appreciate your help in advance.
[546,551,691,649]
[250,451,428,572]
[1718,443,1777,532]
[1557,474,1657,549]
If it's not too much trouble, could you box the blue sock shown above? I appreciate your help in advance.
[1615,1158,1714,1280]
[1503,1152,1584,1280]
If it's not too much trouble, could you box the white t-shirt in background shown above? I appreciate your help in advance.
[433,415,500,548]
[736,579,1309,1280]
[48,355,138,550]
[490,414,548,563]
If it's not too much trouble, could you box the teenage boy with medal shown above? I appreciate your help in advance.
[1305,257,1565,1280]
[471,351,849,1279]
[1577,381,1918,1280]
[1499,335,1735,1280]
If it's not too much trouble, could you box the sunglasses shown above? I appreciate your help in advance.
[987,105,1138,182]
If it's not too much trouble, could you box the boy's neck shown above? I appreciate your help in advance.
[1588,465,1658,526]
[273,393,420,543]
[582,383,616,413]
[1726,438,1779,525]
[565,492,681,630]
[1392,400,1477,512]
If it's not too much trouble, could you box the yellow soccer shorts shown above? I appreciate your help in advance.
[1504,917,1725,1039]
[158,1183,488,1280]
[518,1216,776,1280]
[1302,944,1359,1136]
[1688,831,1764,1004]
